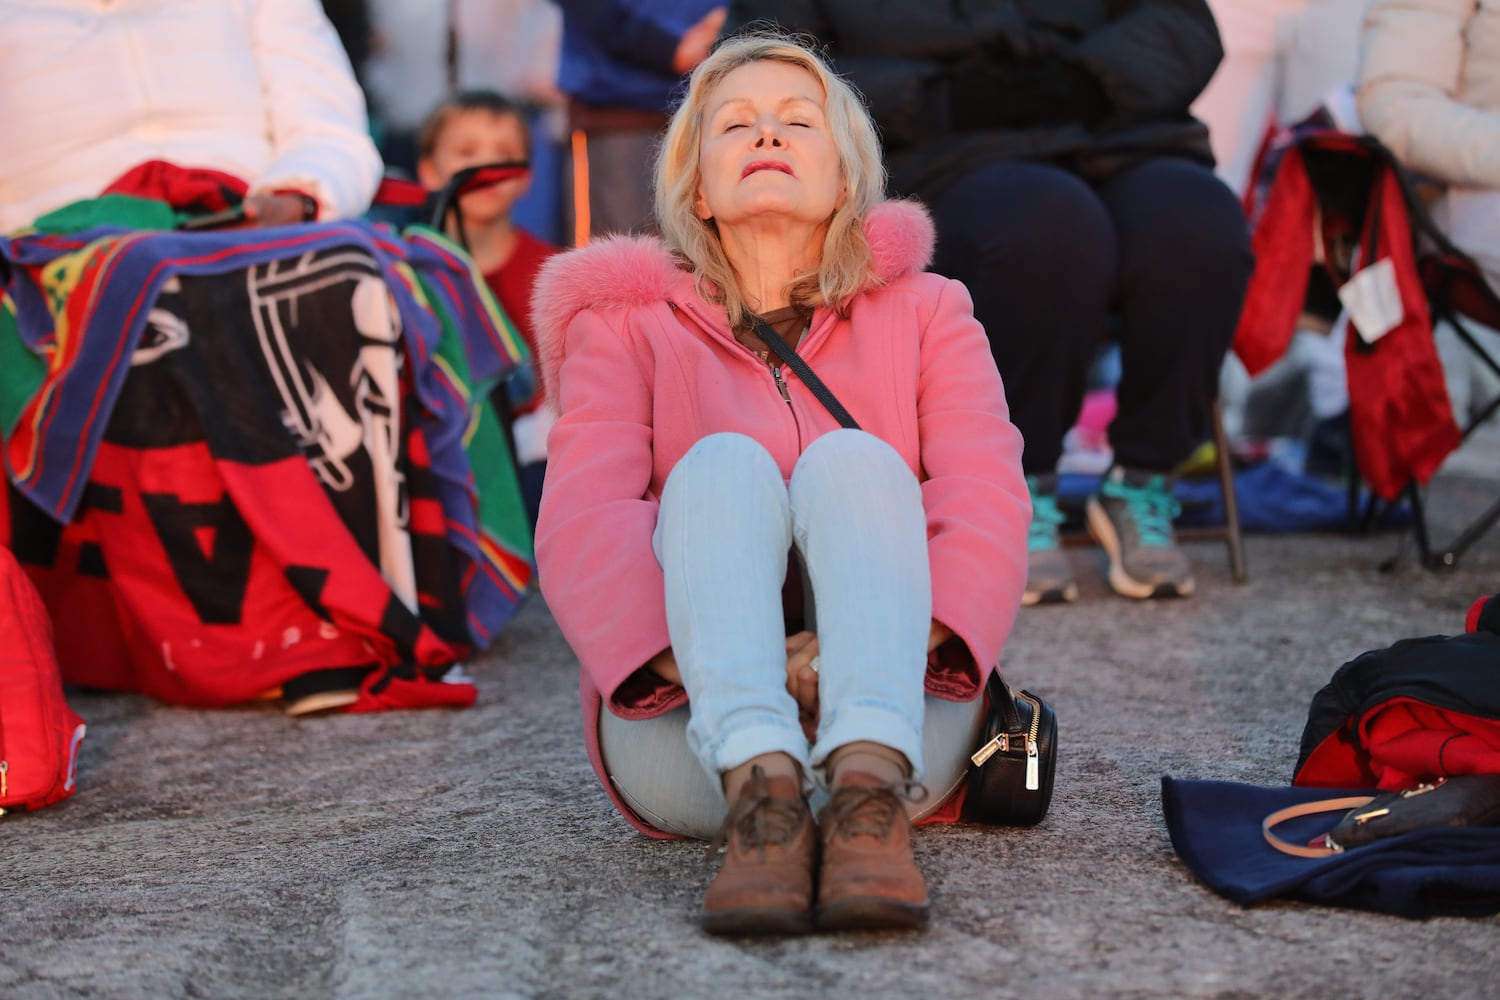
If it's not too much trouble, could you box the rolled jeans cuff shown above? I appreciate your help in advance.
[703,711,813,783]
[811,700,926,785]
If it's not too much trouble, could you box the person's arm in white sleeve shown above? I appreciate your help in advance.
[1358,0,1500,188]
[250,0,383,219]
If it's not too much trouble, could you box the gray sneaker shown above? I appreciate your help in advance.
[1085,466,1195,599]
[1023,474,1077,606]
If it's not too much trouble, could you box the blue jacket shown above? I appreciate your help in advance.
[557,0,722,113]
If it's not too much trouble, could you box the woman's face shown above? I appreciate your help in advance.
[695,60,844,232]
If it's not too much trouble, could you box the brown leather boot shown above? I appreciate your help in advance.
[815,771,929,930]
[701,765,816,935]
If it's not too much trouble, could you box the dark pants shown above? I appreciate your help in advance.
[930,157,1252,474]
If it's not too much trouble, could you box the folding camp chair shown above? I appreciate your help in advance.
[1233,126,1498,569]
[1344,141,1500,568]
[1406,207,1500,567]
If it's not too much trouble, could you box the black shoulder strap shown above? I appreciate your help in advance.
[749,315,860,430]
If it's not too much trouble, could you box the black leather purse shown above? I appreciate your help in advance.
[963,671,1058,826]
[750,316,1058,826]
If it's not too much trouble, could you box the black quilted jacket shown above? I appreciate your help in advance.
[725,0,1223,199]
[1296,595,1500,784]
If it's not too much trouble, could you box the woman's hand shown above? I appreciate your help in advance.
[645,647,682,686]
[928,619,954,652]
[785,630,819,739]
[784,624,946,733]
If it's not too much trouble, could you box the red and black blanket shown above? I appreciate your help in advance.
[0,213,534,709]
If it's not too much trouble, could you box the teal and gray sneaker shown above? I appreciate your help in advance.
[1023,473,1077,606]
[1085,466,1195,599]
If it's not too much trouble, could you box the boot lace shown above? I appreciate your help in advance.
[705,765,808,862]
[822,781,927,842]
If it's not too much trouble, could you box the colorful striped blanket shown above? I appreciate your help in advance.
[0,209,535,707]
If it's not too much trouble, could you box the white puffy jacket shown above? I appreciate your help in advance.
[0,0,383,232]
[1357,0,1500,187]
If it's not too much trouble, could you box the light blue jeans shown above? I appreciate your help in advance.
[599,431,985,837]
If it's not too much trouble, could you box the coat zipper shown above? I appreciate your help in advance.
[770,363,804,452]
[752,346,800,437]
[770,364,792,406]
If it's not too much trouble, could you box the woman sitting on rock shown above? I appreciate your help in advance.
[532,31,1029,934]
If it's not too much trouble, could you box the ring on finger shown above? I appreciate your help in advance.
[807,655,819,674]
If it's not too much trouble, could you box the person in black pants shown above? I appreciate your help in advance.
[725,0,1253,602]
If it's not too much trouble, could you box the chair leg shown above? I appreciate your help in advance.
[1447,312,1500,383]
[1403,472,1500,570]
[1407,481,1436,568]
[1211,400,1248,583]
[1442,496,1500,566]
[570,128,591,248]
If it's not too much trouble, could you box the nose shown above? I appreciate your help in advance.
[753,118,785,147]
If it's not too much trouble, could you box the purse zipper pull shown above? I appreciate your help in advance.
[1,759,7,799]
[1025,739,1040,791]
[970,733,1009,768]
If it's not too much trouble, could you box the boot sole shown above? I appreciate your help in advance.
[815,896,929,931]
[1021,580,1078,606]
[283,688,361,717]
[702,907,813,936]
[1084,497,1195,600]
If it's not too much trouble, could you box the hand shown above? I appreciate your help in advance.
[784,630,819,739]
[928,619,954,653]
[672,7,726,74]
[645,647,682,686]
[242,192,313,228]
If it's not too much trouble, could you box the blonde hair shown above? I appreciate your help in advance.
[654,30,887,328]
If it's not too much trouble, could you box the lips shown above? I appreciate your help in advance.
[742,160,793,178]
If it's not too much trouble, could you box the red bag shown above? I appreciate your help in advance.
[0,544,86,814]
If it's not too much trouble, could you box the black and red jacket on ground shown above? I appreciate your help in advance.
[1163,594,1500,919]
[1295,593,1500,791]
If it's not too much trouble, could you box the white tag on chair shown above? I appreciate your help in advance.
[1338,257,1404,345]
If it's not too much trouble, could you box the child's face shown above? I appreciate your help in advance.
[419,109,531,226]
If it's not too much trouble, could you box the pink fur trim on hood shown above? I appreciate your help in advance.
[530,199,936,404]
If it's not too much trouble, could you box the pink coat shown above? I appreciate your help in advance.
[532,200,1030,836]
